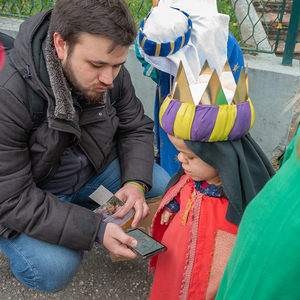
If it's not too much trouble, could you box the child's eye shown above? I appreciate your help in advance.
[187,156,194,160]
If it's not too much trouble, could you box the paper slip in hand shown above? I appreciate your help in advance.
[89,185,135,229]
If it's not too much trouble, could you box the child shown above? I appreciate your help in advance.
[160,134,224,227]
[148,62,275,300]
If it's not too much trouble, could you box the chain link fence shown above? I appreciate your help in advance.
[1,0,298,60]
[224,0,295,55]
[1,0,55,17]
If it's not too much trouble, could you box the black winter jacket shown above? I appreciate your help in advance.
[0,9,154,250]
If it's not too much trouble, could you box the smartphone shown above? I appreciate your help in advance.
[126,228,167,259]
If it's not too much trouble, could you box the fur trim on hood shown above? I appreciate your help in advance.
[45,34,76,121]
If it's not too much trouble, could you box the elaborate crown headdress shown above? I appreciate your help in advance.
[159,60,255,142]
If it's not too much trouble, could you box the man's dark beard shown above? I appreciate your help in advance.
[62,56,108,105]
[77,89,108,105]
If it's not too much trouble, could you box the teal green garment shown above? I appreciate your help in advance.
[134,40,160,84]
[216,126,300,300]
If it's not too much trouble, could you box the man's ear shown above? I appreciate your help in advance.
[53,32,67,61]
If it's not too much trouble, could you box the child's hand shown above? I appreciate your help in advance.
[160,210,175,225]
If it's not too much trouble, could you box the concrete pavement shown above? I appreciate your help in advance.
[0,244,153,299]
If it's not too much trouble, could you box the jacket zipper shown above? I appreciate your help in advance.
[71,147,83,194]
[35,160,61,187]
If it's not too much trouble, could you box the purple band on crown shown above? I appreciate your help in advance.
[191,105,219,141]
[228,101,252,140]
[160,99,182,136]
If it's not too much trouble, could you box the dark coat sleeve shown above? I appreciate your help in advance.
[0,68,102,250]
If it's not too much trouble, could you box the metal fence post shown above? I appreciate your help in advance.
[282,0,300,66]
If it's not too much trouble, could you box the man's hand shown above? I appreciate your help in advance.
[103,223,139,258]
[114,183,150,228]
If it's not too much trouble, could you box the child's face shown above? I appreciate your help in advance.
[168,135,221,185]
[107,204,116,214]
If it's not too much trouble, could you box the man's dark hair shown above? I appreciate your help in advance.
[48,0,137,53]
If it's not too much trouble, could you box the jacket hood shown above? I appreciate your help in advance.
[163,133,275,225]
[9,9,76,120]
[184,133,276,225]
[10,10,52,98]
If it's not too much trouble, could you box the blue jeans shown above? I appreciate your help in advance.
[0,159,170,292]
[57,158,170,207]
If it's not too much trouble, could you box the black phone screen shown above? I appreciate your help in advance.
[127,229,166,258]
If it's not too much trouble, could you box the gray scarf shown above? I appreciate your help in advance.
[45,34,76,121]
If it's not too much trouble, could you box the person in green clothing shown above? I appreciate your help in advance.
[216,98,300,300]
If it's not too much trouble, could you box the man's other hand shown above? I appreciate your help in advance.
[114,184,150,228]
[102,223,138,258]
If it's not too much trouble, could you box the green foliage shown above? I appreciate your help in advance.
[217,0,240,43]
[1,0,55,18]
[125,0,151,26]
